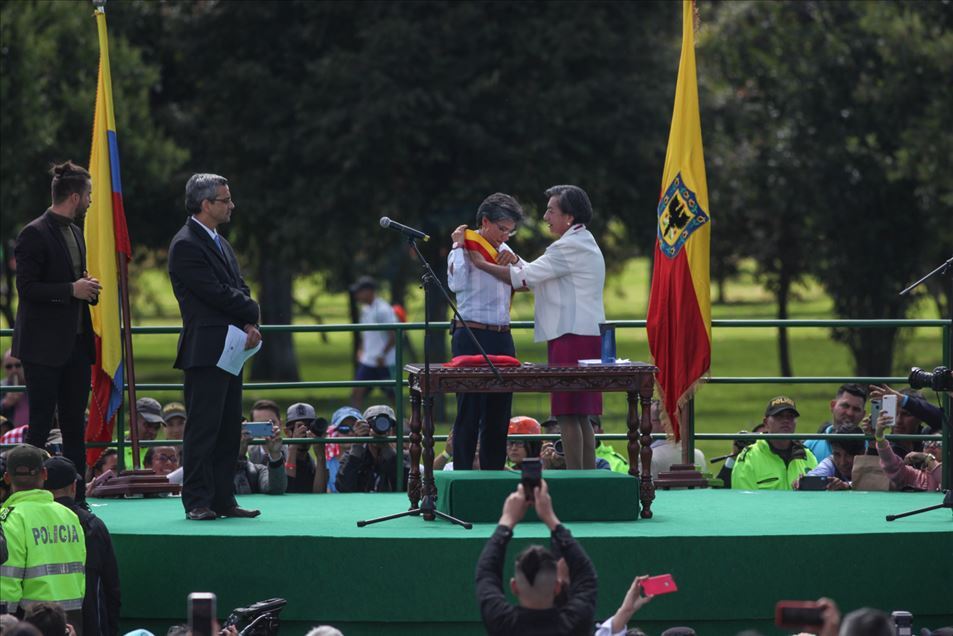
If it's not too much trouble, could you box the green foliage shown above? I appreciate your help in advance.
[700,0,952,375]
[0,0,187,244]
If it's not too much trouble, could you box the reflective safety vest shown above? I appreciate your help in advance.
[596,442,630,474]
[0,489,86,614]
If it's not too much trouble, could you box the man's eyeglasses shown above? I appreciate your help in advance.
[153,453,177,463]
[495,223,517,236]
[210,197,233,205]
[4,362,21,370]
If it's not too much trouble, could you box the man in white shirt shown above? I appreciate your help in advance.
[448,193,524,470]
[350,276,397,409]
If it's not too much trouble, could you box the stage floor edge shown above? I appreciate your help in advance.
[92,490,953,636]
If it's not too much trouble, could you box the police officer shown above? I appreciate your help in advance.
[45,456,120,636]
[0,445,86,627]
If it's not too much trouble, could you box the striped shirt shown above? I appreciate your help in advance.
[447,242,515,326]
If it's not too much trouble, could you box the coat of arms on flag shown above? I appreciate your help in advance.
[658,172,709,259]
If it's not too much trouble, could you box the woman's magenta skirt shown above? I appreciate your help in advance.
[547,333,603,416]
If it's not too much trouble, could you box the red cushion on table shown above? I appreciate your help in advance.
[445,354,521,367]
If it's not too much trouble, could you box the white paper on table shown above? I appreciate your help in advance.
[216,325,263,376]
[578,358,633,366]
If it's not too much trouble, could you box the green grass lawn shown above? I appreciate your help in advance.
[14,257,937,470]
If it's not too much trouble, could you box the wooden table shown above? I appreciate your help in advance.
[404,362,659,519]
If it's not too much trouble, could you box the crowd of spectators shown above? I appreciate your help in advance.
[1,380,947,635]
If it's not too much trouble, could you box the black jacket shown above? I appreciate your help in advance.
[476,524,598,636]
[168,218,259,369]
[12,210,95,366]
[335,445,407,493]
[56,496,121,636]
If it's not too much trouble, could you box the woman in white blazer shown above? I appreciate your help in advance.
[468,185,606,469]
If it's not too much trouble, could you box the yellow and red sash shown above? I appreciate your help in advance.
[464,229,497,262]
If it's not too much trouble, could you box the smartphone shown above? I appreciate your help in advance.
[775,601,824,629]
[640,573,678,596]
[798,475,829,491]
[521,458,542,502]
[188,592,216,636]
[869,398,882,431]
[242,421,273,438]
[881,394,898,425]
[892,610,913,636]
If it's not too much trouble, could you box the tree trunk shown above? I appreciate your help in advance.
[776,269,793,377]
[249,260,300,381]
[847,328,897,377]
[717,275,727,305]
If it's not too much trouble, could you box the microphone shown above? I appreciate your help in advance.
[380,217,430,242]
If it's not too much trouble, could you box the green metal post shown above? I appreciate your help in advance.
[116,403,126,472]
[394,324,404,491]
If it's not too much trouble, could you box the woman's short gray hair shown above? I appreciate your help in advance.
[185,173,228,214]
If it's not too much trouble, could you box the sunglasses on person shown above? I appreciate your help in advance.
[4,362,22,370]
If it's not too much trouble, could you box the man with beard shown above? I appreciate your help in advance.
[12,161,100,503]
[804,383,867,462]
[732,396,818,491]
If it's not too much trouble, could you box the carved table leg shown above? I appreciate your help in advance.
[637,384,655,518]
[407,389,422,509]
[421,394,437,521]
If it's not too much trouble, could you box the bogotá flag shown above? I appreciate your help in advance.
[646,0,711,441]
[86,5,132,465]
[464,229,498,262]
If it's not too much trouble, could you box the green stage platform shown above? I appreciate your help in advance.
[93,490,952,635]
[434,470,640,521]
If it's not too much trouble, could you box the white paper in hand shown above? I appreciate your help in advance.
[216,324,262,376]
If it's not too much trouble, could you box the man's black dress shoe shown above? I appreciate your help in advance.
[186,507,217,521]
[215,506,261,518]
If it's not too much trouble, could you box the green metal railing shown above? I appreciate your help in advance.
[1,318,949,489]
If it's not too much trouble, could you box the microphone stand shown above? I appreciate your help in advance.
[886,489,952,522]
[359,235,502,528]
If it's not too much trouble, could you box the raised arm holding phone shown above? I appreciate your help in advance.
[475,479,598,636]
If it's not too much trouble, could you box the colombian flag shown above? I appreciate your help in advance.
[86,6,131,465]
[646,0,711,441]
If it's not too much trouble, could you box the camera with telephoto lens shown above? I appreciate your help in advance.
[306,417,329,437]
[223,597,287,636]
[368,413,394,435]
[908,366,953,391]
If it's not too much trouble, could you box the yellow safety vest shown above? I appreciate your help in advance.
[0,489,86,614]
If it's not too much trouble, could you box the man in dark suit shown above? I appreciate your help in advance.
[168,173,262,520]
[12,161,102,503]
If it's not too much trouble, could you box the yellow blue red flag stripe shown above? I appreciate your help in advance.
[86,6,131,465]
[646,0,712,441]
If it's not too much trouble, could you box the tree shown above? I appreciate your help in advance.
[0,0,187,326]
[151,0,678,381]
[700,0,952,375]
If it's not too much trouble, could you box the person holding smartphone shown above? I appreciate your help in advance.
[873,410,942,491]
[475,479,597,635]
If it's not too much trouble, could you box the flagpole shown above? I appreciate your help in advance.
[118,250,141,469]
[92,0,141,470]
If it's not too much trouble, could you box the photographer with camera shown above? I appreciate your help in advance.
[285,402,328,494]
[335,405,407,493]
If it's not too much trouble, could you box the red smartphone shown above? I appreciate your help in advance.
[640,573,678,596]
[775,601,824,629]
